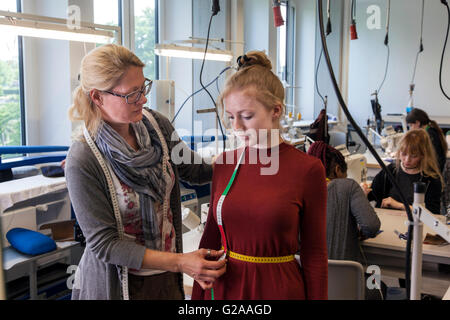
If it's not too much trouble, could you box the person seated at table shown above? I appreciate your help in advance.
[362,129,443,214]
[406,108,447,172]
[308,141,381,263]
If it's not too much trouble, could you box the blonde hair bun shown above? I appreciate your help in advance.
[237,51,272,71]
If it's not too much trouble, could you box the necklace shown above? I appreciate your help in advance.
[400,162,420,174]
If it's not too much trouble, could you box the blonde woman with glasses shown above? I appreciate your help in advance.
[65,44,226,300]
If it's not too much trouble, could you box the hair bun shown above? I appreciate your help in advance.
[236,51,272,71]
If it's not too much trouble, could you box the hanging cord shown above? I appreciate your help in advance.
[315,14,333,109]
[172,66,231,124]
[199,13,226,151]
[315,49,326,106]
[378,0,391,96]
[410,0,425,85]
[377,45,390,95]
[351,0,356,23]
[439,0,450,100]
[317,0,414,300]
[326,0,332,35]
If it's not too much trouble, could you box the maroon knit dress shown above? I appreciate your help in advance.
[191,143,328,300]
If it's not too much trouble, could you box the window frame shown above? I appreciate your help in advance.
[120,0,159,80]
[278,1,296,111]
[17,0,26,145]
[286,2,296,107]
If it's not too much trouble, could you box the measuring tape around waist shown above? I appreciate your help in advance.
[223,246,296,264]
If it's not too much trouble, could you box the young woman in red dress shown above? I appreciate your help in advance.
[191,51,328,300]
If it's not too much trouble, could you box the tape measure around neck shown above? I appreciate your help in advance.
[83,126,130,300]
[216,147,246,252]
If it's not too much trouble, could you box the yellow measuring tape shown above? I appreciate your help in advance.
[222,247,295,264]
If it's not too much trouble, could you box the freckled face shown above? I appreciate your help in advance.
[223,90,280,147]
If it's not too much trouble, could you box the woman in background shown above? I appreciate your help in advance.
[308,141,380,263]
[406,108,447,172]
[362,129,443,214]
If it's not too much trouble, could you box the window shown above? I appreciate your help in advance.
[134,0,158,80]
[277,1,296,114]
[93,0,158,80]
[94,0,119,26]
[278,3,287,82]
[0,0,23,146]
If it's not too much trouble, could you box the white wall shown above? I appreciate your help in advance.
[292,0,317,121]
[69,0,95,135]
[241,0,321,121]
[19,0,450,146]
[159,0,232,138]
[192,0,231,136]
[347,0,450,127]
[159,0,194,134]
[243,0,278,75]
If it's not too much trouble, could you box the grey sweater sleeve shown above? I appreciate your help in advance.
[148,109,213,185]
[348,180,381,238]
[65,141,146,270]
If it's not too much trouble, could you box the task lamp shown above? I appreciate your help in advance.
[0,10,120,44]
[155,43,233,62]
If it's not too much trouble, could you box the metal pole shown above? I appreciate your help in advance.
[29,261,38,300]
[411,182,426,300]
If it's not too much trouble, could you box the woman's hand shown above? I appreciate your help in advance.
[211,155,218,170]
[360,182,372,197]
[178,249,226,290]
[381,197,404,210]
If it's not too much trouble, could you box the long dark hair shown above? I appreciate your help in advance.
[307,141,347,178]
[406,108,448,152]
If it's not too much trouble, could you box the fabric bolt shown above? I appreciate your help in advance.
[191,143,328,300]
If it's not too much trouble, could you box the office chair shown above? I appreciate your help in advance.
[328,259,365,300]
[328,131,347,147]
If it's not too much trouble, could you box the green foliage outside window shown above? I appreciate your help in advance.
[0,59,21,146]
[134,6,156,80]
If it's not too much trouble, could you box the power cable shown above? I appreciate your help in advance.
[199,13,226,151]
[317,0,414,299]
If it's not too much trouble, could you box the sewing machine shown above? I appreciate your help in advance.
[180,186,200,234]
[335,145,368,184]
[368,125,404,159]
[380,126,404,158]
[280,114,307,149]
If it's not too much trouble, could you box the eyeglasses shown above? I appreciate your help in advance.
[103,78,153,104]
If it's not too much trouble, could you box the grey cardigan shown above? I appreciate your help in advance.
[65,109,212,300]
[326,178,381,264]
